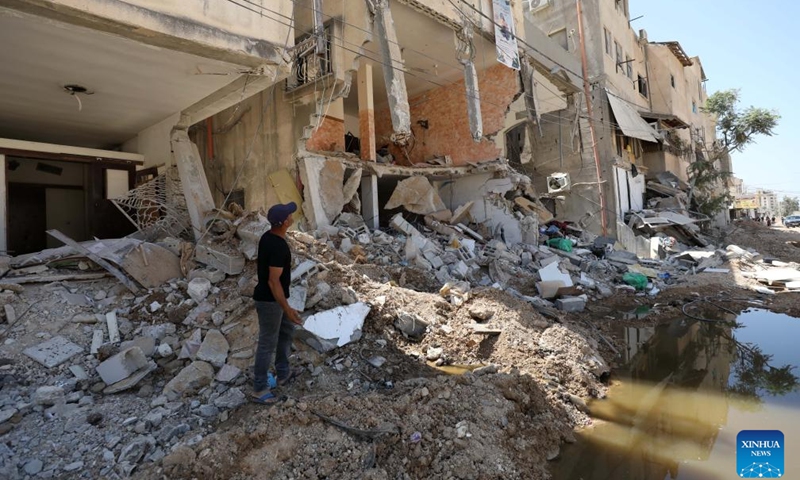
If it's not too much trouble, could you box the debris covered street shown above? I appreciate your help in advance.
[1,194,799,478]
[0,0,795,478]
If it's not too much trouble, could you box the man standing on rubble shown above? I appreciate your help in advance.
[251,202,304,404]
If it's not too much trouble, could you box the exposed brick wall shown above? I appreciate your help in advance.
[306,115,345,152]
[374,64,520,166]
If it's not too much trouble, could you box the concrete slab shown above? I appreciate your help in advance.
[90,330,104,355]
[301,302,371,352]
[195,244,245,275]
[106,311,120,344]
[96,347,149,385]
[538,262,573,287]
[119,337,157,357]
[104,361,157,394]
[385,176,446,215]
[215,364,241,383]
[555,297,586,313]
[195,329,229,367]
[23,336,83,368]
[536,281,566,299]
[288,286,308,312]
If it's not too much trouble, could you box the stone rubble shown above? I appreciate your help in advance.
[0,184,781,479]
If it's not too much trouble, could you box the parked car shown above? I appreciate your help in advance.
[784,215,800,228]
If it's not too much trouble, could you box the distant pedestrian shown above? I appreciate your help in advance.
[767,217,772,227]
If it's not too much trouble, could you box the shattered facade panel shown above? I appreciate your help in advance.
[373,64,521,166]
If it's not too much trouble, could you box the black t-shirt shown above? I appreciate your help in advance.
[253,231,291,302]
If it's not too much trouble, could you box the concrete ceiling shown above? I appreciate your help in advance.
[346,0,498,111]
[0,8,245,149]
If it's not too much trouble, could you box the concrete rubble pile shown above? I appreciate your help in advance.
[0,167,769,478]
[620,172,716,256]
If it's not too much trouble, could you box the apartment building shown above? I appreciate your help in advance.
[642,40,718,184]
[525,0,662,236]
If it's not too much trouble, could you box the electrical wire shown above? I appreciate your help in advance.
[221,0,675,139]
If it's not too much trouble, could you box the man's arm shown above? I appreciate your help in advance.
[267,266,303,325]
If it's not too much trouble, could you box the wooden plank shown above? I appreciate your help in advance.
[1,272,108,284]
[45,230,141,293]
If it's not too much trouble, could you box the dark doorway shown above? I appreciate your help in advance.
[8,183,47,255]
[505,123,526,165]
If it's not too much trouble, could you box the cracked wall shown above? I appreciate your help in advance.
[373,64,520,166]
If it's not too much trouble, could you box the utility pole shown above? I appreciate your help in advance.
[576,0,608,236]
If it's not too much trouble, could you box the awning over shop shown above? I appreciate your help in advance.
[606,90,659,143]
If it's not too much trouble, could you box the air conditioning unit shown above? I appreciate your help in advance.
[547,172,571,193]
[527,0,552,13]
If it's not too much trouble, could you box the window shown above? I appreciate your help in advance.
[604,28,612,56]
[692,101,697,114]
[637,74,648,98]
[549,28,569,51]
[286,23,333,91]
[615,0,629,17]
[615,41,622,73]
[670,74,675,88]
[625,55,632,78]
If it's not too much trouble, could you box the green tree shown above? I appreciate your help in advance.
[688,90,780,217]
[781,196,799,217]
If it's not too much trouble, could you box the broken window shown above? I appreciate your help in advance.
[625,55,633,78]
[615,41,623,73]
[604,28,612,56]
[286,23,333,91]
[637,74,648,98]
[505,123,527,165]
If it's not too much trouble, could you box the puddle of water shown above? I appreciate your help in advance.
[550,309,800,480]
[623,305,652,320]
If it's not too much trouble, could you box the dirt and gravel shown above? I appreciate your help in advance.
[3,218,800,480]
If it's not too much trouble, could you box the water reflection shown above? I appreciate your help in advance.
[550,309,800,480]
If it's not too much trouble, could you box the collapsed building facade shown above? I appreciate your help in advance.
[526,0,728,246]
[0,0,729,257]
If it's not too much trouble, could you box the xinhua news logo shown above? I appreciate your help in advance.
[737,430,784,478]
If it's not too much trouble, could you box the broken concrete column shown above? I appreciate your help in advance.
[361,174,379,229]
[172,125,215,241]
[456,20,482,142]
[358,62,377,161]
[372,0,411,145]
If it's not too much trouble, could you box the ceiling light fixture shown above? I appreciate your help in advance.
[62,84,94,111]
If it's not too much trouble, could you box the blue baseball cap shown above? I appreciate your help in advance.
[267,202,297,226]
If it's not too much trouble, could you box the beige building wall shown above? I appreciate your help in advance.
[598,0,649,109]
[4,0,294,67]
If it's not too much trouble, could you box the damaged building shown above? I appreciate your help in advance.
[185,0,580,244]
[0,0,729,264]
[525,0,726,245]
[0,0,293,254]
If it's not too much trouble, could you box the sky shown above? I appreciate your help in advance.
[632,1,798,200]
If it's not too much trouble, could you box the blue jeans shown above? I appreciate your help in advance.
[253,301,295,391]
